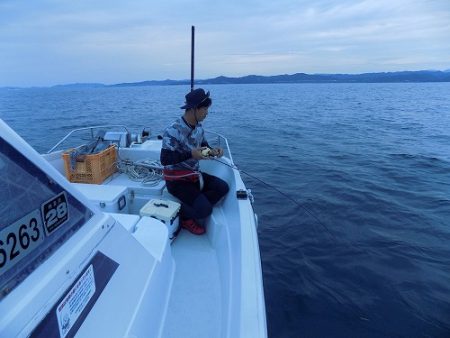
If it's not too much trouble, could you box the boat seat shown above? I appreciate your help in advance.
[133,216,169,261]
[106,212,140,232]
[106,213,170,261]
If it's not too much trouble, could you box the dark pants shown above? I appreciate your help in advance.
[166,172,229,220]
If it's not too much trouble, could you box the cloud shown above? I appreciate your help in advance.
[0,0,449,86]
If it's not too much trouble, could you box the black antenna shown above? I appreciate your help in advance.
[190,25,195,92]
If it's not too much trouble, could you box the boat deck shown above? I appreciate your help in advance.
[102,171,226,337]
[162,230,222,338]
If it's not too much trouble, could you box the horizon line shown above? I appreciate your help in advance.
[2,69,450,89]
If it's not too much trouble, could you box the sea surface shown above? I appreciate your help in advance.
[1,83,450,337]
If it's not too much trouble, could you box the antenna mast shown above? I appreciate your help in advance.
[190,26,195,92]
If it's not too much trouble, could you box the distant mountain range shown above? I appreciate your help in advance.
[51,70,450,88]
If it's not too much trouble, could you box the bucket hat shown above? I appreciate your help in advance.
[180,88,210,109]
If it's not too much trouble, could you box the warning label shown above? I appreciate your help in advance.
[56,265,96,338]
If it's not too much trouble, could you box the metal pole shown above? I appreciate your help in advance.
[190,25,195,92]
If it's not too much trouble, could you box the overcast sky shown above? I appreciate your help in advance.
[1,0,449,87]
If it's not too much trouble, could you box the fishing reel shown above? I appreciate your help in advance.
[201,147,214,157]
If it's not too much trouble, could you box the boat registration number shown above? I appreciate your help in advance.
[0,192,69,276]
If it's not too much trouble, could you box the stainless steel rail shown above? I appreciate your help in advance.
[47,125,129,153]
[47,126,234,166]
[205,131,234,165]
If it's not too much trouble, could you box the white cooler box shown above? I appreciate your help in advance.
[74,183,128,213]
[140,199,181,241]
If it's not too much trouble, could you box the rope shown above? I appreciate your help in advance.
[117,159,164,186]
[116,157,201,186]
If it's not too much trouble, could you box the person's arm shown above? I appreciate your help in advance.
[161,128,208,165]
[160,148,191,166]
[160,128,191,165]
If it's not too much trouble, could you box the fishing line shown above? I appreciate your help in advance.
[212,158,372,320]
[212,158,335,238]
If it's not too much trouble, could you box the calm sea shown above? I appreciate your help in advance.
[1,83,450,337]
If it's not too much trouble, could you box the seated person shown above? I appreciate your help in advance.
[160,88,229,235]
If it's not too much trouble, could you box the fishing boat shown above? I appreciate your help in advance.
[0,120,267,337]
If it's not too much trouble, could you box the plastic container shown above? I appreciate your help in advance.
[140,199,181,241]
[63,145,117,184]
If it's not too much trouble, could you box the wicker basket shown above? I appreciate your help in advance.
[62,145,117,184]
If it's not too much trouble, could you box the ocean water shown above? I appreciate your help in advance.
[1,83,450,337]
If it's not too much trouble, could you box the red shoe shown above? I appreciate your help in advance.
[181,219,206,235]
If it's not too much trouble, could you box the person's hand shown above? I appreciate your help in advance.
[210,147,224,158]
[192,147,209,160]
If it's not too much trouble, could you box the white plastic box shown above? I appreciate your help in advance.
[139,199,181,241]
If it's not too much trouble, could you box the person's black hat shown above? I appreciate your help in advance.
[180,88,210,109]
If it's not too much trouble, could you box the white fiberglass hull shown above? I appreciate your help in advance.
[0,120,267,338]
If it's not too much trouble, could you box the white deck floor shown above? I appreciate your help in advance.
[80,170,228,337]
[162,229,222,338]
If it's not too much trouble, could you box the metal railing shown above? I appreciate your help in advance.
[47,126,235,166]
[205,130,234,165]
[47,125,129,153]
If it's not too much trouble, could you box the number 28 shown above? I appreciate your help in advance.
[46,202,68,227]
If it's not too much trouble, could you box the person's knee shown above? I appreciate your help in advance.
[197,203,212,219]
[221,181,230,196]
[193,195,213,219]
[216,180,229,200]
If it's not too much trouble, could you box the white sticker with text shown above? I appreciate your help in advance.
[56,264,96,338]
